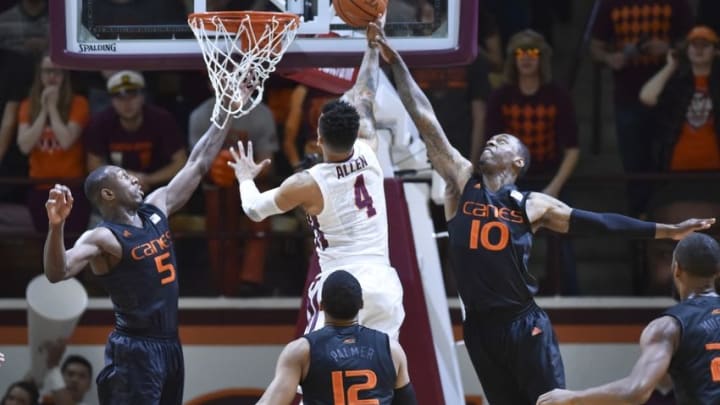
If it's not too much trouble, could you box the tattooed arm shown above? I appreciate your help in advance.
[368,22,473,213]
[342,38,380,152]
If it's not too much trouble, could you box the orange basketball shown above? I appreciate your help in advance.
[334,0,387,28]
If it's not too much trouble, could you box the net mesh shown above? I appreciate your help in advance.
[188,12,300,127]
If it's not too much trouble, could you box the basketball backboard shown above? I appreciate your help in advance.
[49,0,477,70]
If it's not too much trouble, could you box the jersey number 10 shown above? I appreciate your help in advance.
[331,369,379,405]
[469,219,510,251]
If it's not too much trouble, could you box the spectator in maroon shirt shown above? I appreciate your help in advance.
[84,70,187,194]
[485,29,580,294]
[591,0,691,216]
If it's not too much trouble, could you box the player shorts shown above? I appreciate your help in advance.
[97,331,184,405]
[305,264,405,340]
[462,302,565,405]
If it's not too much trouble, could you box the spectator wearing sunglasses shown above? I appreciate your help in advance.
[485,29,580,295]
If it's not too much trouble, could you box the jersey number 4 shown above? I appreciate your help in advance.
[154,252,176,285]
[469,219,510,251]
[354,174,376,218]
[331,369,379,405]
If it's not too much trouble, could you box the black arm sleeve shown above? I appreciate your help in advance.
[392,383,418,405]
[568,209,656,238]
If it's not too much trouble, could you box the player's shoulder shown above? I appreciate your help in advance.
[642,315,682,347]
[78,226,121,249]
[284,337,311,360]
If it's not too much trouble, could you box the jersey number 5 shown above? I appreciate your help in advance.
[331,369,379,405]
[469,219,510,251]
[354,174,376,218]
[154,252,176,285]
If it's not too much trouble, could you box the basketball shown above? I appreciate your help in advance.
[334,0,387,28]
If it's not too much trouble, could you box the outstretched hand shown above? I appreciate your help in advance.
[227,140,271,183]
[664,218,716,240]
[367,21,398,64]
[46,184,74,226]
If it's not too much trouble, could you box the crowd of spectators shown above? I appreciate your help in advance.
[0,0,717,301]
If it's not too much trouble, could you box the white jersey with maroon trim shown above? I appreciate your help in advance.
[306,139,390,270]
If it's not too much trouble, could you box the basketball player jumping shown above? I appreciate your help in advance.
[368,21,715,404]
[228,31,404,339]
[43,99,233,404]
[257,270,416,405]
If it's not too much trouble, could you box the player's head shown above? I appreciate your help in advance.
[478,133,530,178]
[505,29,552,84]
[61,355,92,402]
[321,270,363,321]
[671,233,720,298]
[1,380,39,405]
[84,165,144,211]
[317,99,360,154]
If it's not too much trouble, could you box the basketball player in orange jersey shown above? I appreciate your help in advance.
[228,28,404,339]
[368,21,716,405]
[42,97,233,404]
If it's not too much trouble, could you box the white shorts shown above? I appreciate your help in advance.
[304,264,405,340]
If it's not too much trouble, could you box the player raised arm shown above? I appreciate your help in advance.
[524,191,715,239]
[228,140,321,222]
[43,185,120,282]
[537,316,679,405]
[342,27,381,152]
[145,106,232,216]
[367,21,473,197]
[256,338,309,405]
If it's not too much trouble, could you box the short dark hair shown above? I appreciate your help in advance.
[62,354,92,377]
[514,138,531,177]
[674,233,720,278]
[318,99,360,153]
[84,166,111,208]
[322,270,363,320]
[2,381,39,405]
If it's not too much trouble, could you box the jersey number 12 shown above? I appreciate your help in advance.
[331,369,379,405]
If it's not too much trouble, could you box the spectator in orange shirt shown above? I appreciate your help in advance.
[17,54,90,233]
[640,25,720,172]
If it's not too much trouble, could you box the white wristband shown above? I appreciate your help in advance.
[239,180,282,221]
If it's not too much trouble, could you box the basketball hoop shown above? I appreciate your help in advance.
[188,11,300,127]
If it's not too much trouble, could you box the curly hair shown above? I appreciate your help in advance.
[318,99,360,153]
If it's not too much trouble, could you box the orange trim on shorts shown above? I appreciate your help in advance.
[451,324,644,343]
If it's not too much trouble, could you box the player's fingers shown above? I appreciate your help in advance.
[258,159,272,171]
[228,146,240,162]
[236,140,246,158]
[247,140,254,159]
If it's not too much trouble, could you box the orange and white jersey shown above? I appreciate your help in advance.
[306,139,390,270]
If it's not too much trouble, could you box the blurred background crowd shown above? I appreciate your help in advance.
[0,0,718,302]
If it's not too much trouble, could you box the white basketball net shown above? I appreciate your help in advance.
[189,13,299,128]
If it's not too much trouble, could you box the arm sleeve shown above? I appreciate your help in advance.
[392,383,418,405]
[569,209,656,238]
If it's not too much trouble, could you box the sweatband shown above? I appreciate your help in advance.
[569,209,656,238]
[392,383,418,405]
[42,366,64,391]
[239,180,282,222]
